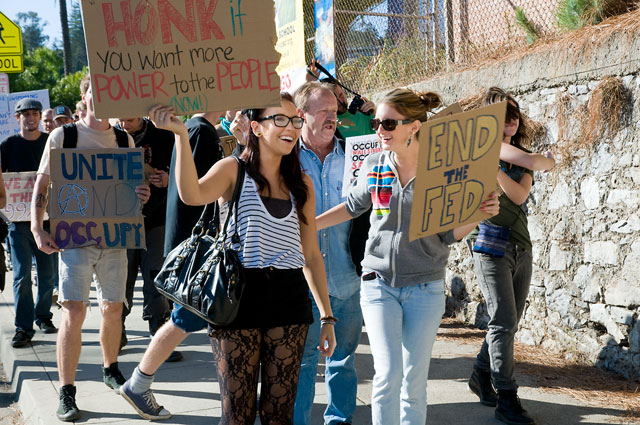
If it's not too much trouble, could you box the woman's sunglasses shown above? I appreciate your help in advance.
[370,118,413,132]
[256,114,305,129]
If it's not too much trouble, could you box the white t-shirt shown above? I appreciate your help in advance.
[37,120,134,176]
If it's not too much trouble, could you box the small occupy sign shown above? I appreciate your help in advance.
[342,134,382,197]
[48,148,146,249]
[81,0,282,119]
[409,102,506,241]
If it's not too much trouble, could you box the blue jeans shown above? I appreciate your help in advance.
[472,243,532,390]
[9,222,56,333]
[361,275,445,425]
[294,290,363,425]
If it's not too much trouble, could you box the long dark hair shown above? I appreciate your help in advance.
[482,87,529,149]
[241,92,308,223]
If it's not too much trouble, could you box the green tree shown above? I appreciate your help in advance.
[16,11,49,52]
[8,46,63,93]
[50,67,86,108]
[69,1,88,72]
[59,0,73,75]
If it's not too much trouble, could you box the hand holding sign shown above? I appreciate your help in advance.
[409,102,507,241]
[32,227,61,254]
[136,184,151,204]
[148,105,186,135]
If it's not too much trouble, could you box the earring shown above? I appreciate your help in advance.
[256,132,262,137]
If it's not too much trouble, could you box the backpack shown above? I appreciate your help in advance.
[62,123,129,148]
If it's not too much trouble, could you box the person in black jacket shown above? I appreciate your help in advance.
[115,117,177,356]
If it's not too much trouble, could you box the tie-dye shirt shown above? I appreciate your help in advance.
[345,151,457,288]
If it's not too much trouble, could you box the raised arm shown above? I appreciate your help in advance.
[498,171,533,206]
[149,105,236,205]
[500,144,555,171]
[299,175,336,357]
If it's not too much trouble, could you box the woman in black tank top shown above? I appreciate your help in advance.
[149,92,336,424]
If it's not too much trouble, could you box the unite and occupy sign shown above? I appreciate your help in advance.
[1,172,48,222]
[409,102,506,241]
[81,0,282,119]
[48,148,146,250]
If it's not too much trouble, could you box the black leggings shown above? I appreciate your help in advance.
[210,324,309,425]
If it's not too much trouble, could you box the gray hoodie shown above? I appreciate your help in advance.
[345,151,457,288]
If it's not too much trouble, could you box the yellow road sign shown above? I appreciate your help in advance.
[0,11,23,55]
[0,55,23,73]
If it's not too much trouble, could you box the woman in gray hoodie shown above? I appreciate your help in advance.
[317,88,500,425]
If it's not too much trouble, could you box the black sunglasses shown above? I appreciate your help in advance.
[256,114,305,129]
[370,118,413,132]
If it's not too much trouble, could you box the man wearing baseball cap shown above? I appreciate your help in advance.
[0,98,57,348]
[53,105,74,127]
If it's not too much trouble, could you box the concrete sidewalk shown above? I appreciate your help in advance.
[0,277,636,425]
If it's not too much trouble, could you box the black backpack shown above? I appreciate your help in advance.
[62,123,129,148]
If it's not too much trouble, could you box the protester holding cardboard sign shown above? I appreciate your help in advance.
[316,88,500,425]
[1,98,58,349]
[466,88,554,425]
[30,73,150,422]
[120,94,335,423]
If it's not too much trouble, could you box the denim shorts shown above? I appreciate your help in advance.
[171,304,208,333]
[59,247,127,304]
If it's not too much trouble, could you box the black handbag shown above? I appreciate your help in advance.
[154,158,246,326]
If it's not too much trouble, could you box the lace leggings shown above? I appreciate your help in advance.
[210,324,309,425]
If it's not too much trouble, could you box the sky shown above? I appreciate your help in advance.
[0,1,78,49]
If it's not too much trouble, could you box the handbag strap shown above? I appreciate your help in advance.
[219,157,245,244]
[190,200,220,238]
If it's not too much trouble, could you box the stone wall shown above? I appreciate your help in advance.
[406,23,640,380]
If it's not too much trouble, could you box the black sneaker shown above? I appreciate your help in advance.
[496,389,536,425]
[165,350,183,363]
[11,330,33,348]
[37,318,58,334]
[120,380,172,420]
[468,367,497,407]
[103,364,127,392]
[57,384,80,422]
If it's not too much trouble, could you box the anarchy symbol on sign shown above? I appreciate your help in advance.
[58,184,89,216]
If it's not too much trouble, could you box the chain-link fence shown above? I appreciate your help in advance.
[302,0,635,97]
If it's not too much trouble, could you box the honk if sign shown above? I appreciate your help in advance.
[409,102,506,241]
[49,148,146,249]
[81,0,282,119]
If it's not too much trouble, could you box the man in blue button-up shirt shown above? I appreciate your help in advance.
[293,81,364,425]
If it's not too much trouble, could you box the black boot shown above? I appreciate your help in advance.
[468,368,497,406]
[495,389,536,425]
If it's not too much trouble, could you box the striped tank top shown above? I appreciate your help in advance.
[226,172,306,269]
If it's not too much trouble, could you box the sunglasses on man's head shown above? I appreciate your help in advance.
[256,114,305,129]
[370,118,413,132]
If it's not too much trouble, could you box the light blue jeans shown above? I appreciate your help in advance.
[294,290,363,425]
[361,275,445,425]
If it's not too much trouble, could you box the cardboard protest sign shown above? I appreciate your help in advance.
[2,172,48,222]
[81,0,282,119]
[275,0,307,93]
[409,102,506,241]
[342,134,382,197]
[48,148,146,250]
